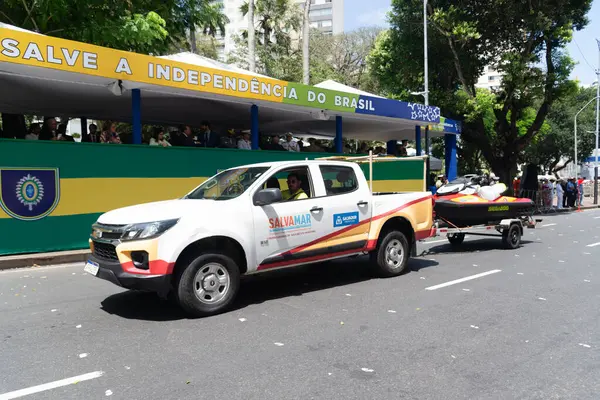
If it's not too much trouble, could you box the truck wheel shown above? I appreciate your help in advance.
[502,224,521,249]
[447,233,465,246]
[176,253,240,317]
[371,230,410,277]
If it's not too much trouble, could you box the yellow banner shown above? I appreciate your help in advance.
[0,27,289,103]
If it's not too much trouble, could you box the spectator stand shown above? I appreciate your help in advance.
[0,23,461,255]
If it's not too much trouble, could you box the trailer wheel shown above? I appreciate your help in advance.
[502,224,521,249]
[175,252,240,317]
[371,230,410,277]
[447,233,465,246]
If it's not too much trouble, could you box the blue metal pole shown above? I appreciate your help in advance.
[445,133,458,181]
[415,126,422,156]
[132,89,142,144]
[335,116,343,153]
[80,118,87,140]
[251,104,259,150]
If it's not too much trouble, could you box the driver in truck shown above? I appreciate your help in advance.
[282,172,308,201]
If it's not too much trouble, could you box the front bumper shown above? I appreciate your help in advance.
[88,254,172,295]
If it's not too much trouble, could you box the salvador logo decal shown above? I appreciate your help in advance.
[0,168,60,220]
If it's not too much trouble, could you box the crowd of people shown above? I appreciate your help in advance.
[4,117,417,156]
[514,176,587,209]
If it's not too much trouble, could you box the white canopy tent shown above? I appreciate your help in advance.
[0,23,446,142]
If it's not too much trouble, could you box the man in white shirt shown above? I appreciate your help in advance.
[237,132,252,150]
[281,132,299,152]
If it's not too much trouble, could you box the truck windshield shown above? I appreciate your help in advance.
[184,167,270,200]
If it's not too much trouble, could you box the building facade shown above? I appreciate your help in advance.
[475,65,504,91]
[212,0,344,60]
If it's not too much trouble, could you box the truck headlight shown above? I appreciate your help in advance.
[121,219,179,241]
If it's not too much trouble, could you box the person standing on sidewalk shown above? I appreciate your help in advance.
[556,179,564,209]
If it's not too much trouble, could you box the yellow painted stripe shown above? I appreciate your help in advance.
[0,177,425,219]
[372,180,425,192]
[0,177,206,219]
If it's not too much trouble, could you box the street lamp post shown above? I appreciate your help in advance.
[574,96,600,170]
[595,39,600,204]
[423,0,429,106]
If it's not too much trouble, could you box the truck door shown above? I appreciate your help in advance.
[309,164,373,253]
[251,165,329,271]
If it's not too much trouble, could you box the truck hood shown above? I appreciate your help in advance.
[96,199,218,225]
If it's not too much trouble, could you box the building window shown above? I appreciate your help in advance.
[321,19,332,27]
[309,8,333,17]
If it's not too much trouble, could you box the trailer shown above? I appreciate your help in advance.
[432,215,542,249]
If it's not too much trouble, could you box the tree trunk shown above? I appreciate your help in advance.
[302,0,311,85]
[190,26,197,54]
[248,0,256,72]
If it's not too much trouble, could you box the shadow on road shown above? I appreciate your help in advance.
[99,255,439,321]
[420,238,537,256]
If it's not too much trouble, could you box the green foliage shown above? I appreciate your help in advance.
[369,0,592,183]
[521,86,598,173]
[0,0,228,55]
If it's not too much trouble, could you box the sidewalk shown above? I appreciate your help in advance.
[0,249,90,271]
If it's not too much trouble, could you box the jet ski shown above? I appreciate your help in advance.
[434,176,535,227]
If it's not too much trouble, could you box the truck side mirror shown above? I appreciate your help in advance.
[253,188,282,206]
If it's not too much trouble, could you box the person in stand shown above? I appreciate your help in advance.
[237,131,252,150]
[149,127,171,147]
[39,117,58,140]
[281,133,300,152]
[199,120,220,147]
[25,123,40,140]
[281,173,308,201]
[177,125,196,147]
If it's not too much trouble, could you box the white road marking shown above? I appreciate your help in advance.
[517,273,524,275]
[387,310,397,313]
[0,371,104,400]
[584,280,591,283]
[595,216,600,219]
[538,297,547,301]
[542,223,557,227]
[105,390,113,396]
[425,270,502,291]
[470,325,479,329]
[361,368,374,372]
[76,325,82,329]
[579,343,591,348]
[345,293,351,297]
[462,289,470,292]
[586,242,600,248]
[50,309,57,312]
[238,318,247,322]
[79,353,88,358]
[274,342,284,346]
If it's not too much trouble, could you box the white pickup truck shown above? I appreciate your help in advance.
[85,160,435,316]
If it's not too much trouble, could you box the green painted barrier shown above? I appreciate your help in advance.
[0,139,425,255]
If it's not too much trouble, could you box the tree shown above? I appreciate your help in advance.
[0,0,229,55]
[310,27,382,91]
[521,85,598,175]
[239,0,301,76]
[369,0,592,185]
[302,0,310,84]
[248,0,256,72]
[186,0,229,54]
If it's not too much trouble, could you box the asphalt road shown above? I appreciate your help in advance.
[1,210,600,399]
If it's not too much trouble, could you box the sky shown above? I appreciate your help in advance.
[344,0,600,85]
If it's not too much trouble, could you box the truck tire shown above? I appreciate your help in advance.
[371,230,410,277]
[447,233,465,246]
[502,224,521,250]
[176,252,240,317]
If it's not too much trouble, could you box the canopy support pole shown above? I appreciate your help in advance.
[425,126,430,188]
[386,140,397,156]
[251,104,259,150]
[445,133,458,181]
[80,118,87,139]
[132,89,142,145]
[335,116,343,153]
[415,126,422,156]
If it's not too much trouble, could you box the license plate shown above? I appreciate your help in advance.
[84,260,99,276]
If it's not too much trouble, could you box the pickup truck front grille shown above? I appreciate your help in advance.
[92,241,118,261]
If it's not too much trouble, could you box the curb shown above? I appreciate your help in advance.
[0,249,90,271]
